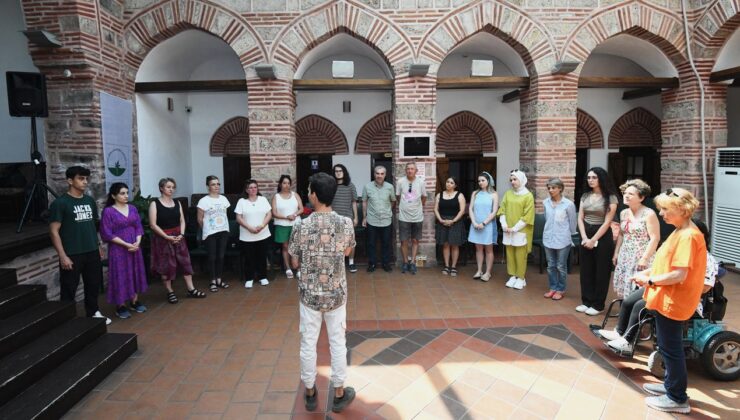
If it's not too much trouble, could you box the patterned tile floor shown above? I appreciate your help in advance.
[62,264,740,419]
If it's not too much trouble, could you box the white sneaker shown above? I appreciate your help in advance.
[513,278,526,290]
[245,280,254,289]
[296,271,301,279]
[607,337,633,353]
[575,304,589,313]
[481,272,491,282]
[597,329,622,341]
[585,307,603,316]
[259,278,269,286]
[93,311,112,325]
[505,276,517,288]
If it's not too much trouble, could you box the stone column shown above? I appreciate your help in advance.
[246,72,296,197]
[519,74,579,208]
[393,74,438,266]
[661,63,727,220]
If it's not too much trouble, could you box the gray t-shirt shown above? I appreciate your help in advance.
[580,192,618,225]
[396,177,426,223]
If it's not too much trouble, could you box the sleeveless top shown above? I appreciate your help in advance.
[438,191,460,219]
[155,199,180,229]
[274,192,300,226]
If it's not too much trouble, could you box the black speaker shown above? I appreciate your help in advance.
[6,71,48,117]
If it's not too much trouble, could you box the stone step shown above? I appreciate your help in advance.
[0,285,47,320]
[0,317,107,406]
[0,268,17,290]
[0,333,137,420]
[0,301,76,359]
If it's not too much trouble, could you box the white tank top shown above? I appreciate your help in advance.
[274,192,299,226]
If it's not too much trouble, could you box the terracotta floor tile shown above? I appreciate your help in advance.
[183,365,219,383]
[259,392,297,414]
[240,366,274,383]
[555,389,606,420]
[206,370,241,391]
[249,350,280,367]
[169,383,205,402]
[267,373,300,392]
[192,391,232,414]
[518,392,561,418]
[470,395,517,418]
[107,382,148,402]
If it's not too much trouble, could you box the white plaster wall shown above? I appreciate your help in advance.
[437,55,515,77]
[714,29,740,71]
[301,55,387,79]
[729,87,740,148]
[294,90,392,185]
[187,91,249,193]
[0,0,45,163]
[436,90,520,195]
[136,93,193,197]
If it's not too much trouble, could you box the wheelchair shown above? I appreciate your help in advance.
[589,270,740,381]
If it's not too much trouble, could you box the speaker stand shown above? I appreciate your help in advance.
[17,117,58,233]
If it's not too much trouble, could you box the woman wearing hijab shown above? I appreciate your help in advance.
[497,170,535,290]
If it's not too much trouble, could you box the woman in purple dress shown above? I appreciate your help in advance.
[100,183,148,319]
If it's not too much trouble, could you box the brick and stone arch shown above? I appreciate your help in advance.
[436,111,496,154]
[693,2,740,55]
[295,115,348,155]
[609,108,661,149]
[355,111,392,154]
[576,109,603,149]
[417,0,558,76]
[210,117,250,157]
[270,2,414,75]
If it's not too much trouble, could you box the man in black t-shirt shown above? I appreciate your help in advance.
[49,166,110,324]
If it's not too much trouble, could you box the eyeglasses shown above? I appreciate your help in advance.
[334,169,343,173]
[665,188,687,201]
[408,184,413,193]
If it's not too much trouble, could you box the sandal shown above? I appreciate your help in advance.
[166,291,178,304]
[442,266,450,275]
[216,279,229,289]
[450,268,458,277]
[552,292,564,301]
[544,290,556,299]
[187,288,206,298]
[210,281,218,293]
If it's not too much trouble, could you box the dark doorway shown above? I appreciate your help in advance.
[575,148,588,206]
[297,154,332,202]
[370,153,393,185]
[436,156,496,199]
[223,156,251,194]
[608,147,660,196]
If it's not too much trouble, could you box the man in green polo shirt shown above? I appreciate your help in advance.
[362,165,396,272]
[49,166,111,324]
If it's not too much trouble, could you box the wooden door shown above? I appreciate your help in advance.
[436,158,449,194]
[223,156,251,194]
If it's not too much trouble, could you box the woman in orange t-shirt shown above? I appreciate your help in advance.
[631,188,706,414]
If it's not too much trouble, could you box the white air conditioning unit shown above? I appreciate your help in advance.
[712,147,740,266]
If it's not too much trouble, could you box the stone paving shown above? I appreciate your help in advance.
[62,263,740,419]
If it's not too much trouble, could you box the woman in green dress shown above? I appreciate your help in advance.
[497,170,535,290]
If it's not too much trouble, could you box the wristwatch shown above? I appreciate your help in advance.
[648,278,654,286]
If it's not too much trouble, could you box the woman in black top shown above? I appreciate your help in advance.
[148,177,206,303]
[434,177,467,276]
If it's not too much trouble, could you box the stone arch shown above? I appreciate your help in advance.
[563,2,687,68]
[694,1,740,52]
[270,2,414,72]
[609,108,661,149]
[295,115,348,155]
[417,0,557,75]
[436,111,496,154]
[210,117,250,156]
[124,0,267,78]
[576,109,603,149]
[355,111,393,154]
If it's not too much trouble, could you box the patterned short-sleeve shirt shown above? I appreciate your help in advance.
[288,211,356,312]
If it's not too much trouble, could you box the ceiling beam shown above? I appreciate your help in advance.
[501,89,520,103]
[710,65,740,83]
[437,76,530,89]
[292,79,393,90]
[578,76,678,89]
[135,80,247,93]
[622,87,663,100]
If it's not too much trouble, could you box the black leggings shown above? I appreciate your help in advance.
[579,222,614,311]
[616,287,648,341]
[241,238,268,281]
[205,231,229,280]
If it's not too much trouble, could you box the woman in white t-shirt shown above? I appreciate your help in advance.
[272,175,303,279]
[197,175,231,292]
[234,179,272,288]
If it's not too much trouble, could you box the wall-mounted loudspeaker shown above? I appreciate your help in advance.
[6,71,48,118]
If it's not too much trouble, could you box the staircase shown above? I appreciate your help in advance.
[0,268,137,419]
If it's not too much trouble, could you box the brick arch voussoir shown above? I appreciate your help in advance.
[355,111,393,154]
[563,3,687,70]
[576,109,604,149]
[270,2,413,73]
[608,108,662,149]
[693,1,740,51]
[124,0,267,78]
[210,117,250,157]
[418,1,555,76]
[436,111,497,154]
[295,115,348,155]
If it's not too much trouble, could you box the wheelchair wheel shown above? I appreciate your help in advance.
[702,331,740,381]
[648,351,665,379]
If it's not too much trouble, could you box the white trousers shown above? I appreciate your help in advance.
[299,302,347,389]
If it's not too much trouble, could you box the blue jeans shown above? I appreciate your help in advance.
[366,224,392,266]
[655,312,688,403]
[545,246,570,292]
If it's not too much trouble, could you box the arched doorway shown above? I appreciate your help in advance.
[356,110,393,184]
[209,116,251,194]
[576,109,604,203]
[607,108,662,193]
[294,114,348,200]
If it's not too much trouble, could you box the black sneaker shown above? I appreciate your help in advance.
[382,264,392,272]
[348,264,357,273]
[401,262,408,273]
[332,387,356,413]
[304,386,318,411]
[367,264,376,272]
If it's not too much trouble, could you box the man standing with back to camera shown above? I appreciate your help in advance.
[289,172,356,413]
